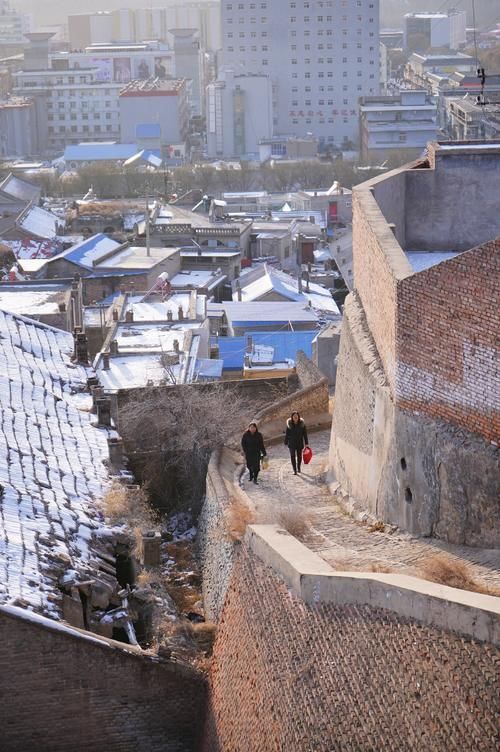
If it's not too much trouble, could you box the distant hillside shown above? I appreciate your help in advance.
[13,0,500,31]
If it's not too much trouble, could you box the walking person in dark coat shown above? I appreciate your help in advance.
[241,422,267,484]
[284,411,309,475]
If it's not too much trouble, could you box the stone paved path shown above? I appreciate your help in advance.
[241,429,500,589]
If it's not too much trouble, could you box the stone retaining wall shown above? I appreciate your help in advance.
[0,605,206,752]
[201,543,499,752]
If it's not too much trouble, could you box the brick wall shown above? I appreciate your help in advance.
[352,187,410,391]
[202,545,499,752]
[397,238,500,442]
[0,607,206,752]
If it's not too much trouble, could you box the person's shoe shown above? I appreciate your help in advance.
[297,466,301,473]
[249,473,253,481]
[253,478,258,484]
[293,471,297,475]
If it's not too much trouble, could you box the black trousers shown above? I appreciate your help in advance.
[246,457,260,479]
[289,447,302,472]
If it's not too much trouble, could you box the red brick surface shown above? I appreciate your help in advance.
[203,546,499,752]
[0,610,206,752]
[397,239,500,441]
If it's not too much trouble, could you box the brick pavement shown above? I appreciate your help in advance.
[241,428,500,589]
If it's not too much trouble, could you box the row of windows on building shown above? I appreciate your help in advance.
[225,1,375,9]
[48,124,119,134]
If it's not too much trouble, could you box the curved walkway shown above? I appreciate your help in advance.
[240,429,500,590]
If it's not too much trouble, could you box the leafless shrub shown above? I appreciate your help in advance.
[417,554,500,596]
[278,505,311,539]
[225,499,255,542]
[368,520,385,533]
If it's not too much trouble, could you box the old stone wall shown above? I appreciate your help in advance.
[396,238,500,443]
[0,606,206,752]
[197,451,239,622]
[202,545,499,752]
[329,292,499,546]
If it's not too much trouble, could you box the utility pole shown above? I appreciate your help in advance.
[145,183,151,257]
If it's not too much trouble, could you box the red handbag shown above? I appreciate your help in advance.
[302,446,313,465]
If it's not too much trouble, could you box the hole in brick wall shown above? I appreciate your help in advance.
[400,457,407,470]
[405,487,413,503]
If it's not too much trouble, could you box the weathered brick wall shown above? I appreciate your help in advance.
[352,187,411,391]
[202,546,499,752]
[0,608,206,752]
[397,239,500,442]
[295,348,327,388]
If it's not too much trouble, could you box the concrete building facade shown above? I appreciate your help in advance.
[170,29,205,117]
[220,0,380,149]
[329,141,500,548]
[119,78,189,148]
[0,97,38,158]
[207,71,273,159]
[403,11,467,52]
[359,89,437,160]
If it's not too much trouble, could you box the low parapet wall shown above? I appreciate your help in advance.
[0,604,206,752]
[245,525,500,646]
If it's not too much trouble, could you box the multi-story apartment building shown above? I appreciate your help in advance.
[403,11,467,53]
[68,3,221,53]
[220,0,380,149]
[0,0,31,50]
[119,78,190,148]
[206,71,273,158]
[359,89,437,160]
[14,66,122,154]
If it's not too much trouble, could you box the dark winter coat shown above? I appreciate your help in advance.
[241,430,266,461]
[284,418,308,450]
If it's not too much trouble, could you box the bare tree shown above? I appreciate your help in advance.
[120,383,249,512]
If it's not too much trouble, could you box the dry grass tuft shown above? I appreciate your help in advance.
[225,499,255,542]
[103,482,158,530]
[278,506,311,539]
[368,520,385,533]
[417,553,500,596]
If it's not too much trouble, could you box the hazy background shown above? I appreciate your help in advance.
[14,0,500,30]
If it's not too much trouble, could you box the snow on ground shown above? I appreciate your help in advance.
[0,309,116,616]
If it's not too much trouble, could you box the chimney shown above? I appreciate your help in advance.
[73,330,89,364]
[178,306,184,321]
[236,280,242,301]
[58,302,66,313]
[167,309,173,321]
[110,339,119,356]
[244,353,251,368]
[91,385,104,412]
[305,272,310,293]
[245,334,253,354]
[102,353,110,371]
[87,376,99,391]
[112,309,119,321]
[297,271,303,293]
[107,437,124,472]
[96,398,112,427]
[125,309,134,323]
[173,339,180,353]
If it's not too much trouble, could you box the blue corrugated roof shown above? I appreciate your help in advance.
[64,143,139,161]
[214,330,316,370]
[136,123,161,138]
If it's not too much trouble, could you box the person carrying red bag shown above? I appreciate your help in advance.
[284,411,310,475]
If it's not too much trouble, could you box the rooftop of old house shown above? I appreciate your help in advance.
[233,264,340,316]
[0,283,68,317]
[0,309,119,617]
[169,268,227,292]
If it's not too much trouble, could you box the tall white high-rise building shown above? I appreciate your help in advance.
[220,0,379,148]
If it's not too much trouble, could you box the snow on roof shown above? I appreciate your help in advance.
[0,174,40,202]
[97,245,178,270]
[170,269,224,291]
[0,284,66,316]
[233,265,339,315]
[127,293,192,321]
[56,234,122,269]
[19,206,61,240]
[0,309,114,616]
[406,250,461,272]
[3,238,61,261]
[212,301,319,325]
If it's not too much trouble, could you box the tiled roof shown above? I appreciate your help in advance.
[0,310,114,617]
